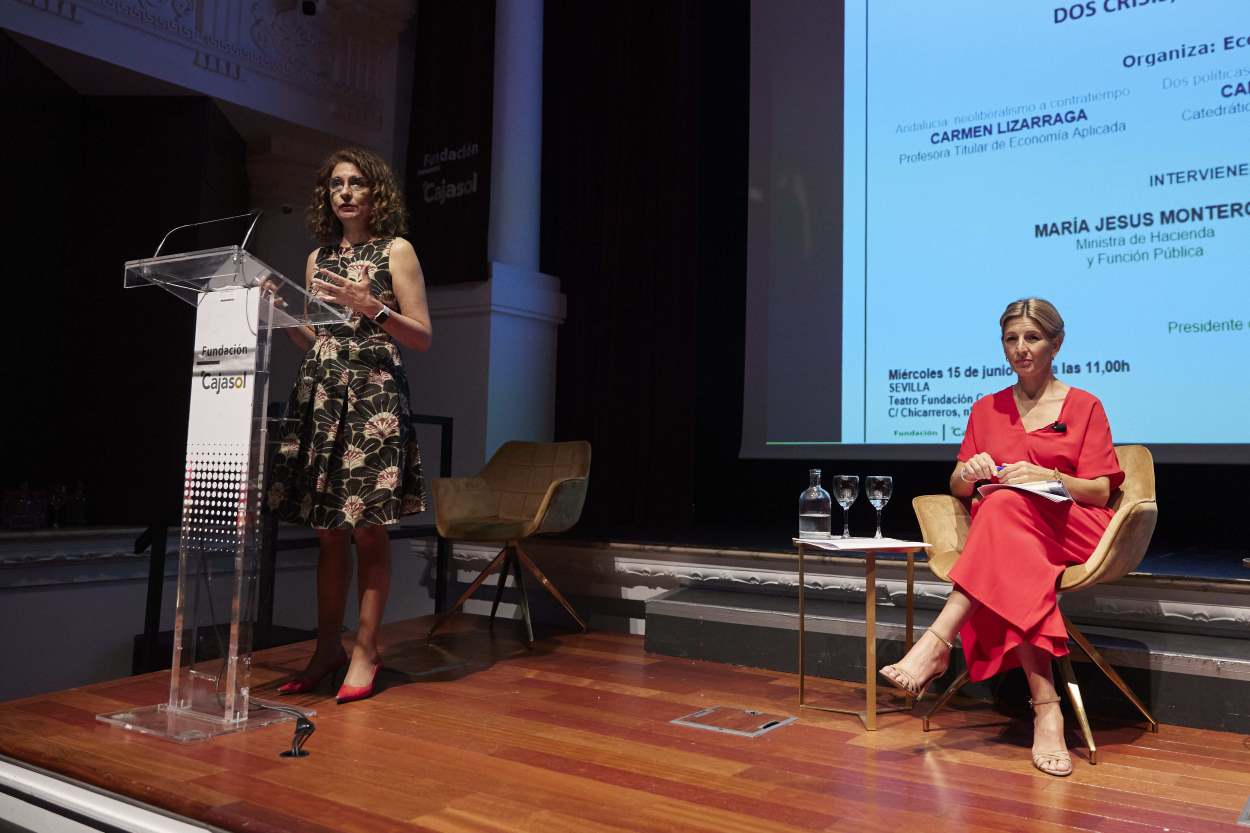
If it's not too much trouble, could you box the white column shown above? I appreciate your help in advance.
[400,0,564,476]
[481,0,564,462]
[488,0,543,269]
[413,273,564,476]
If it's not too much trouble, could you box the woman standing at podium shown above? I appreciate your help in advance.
[879,298,1123,776]
[268,147,432,703]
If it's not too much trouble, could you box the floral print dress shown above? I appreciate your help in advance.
[268,237,427,528]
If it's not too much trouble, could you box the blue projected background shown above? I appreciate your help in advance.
[743,0,1250,461]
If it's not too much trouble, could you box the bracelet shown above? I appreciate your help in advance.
[1051,467,1061,482]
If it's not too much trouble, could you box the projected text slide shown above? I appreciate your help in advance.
[843,1,1249,446]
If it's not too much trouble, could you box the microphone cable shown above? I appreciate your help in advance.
[196,551,317,757]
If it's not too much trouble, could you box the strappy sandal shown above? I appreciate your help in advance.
[878,628,954,699]
[1028,696,1073,777]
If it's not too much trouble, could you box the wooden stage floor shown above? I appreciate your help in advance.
[1,615,1247,833]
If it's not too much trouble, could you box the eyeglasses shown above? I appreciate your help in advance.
[328,177,371,193]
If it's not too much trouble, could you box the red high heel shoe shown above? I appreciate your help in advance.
[335,664,381,704]
[277,655,348,695]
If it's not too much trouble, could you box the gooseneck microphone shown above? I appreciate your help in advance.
[152,207,286,258]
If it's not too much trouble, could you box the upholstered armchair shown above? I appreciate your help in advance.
[426,441,592,644]
[911,445,1159,763]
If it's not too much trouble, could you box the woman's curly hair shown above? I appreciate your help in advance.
[307,147,409,243]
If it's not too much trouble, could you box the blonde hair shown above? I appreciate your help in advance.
[1000,298,1064,344]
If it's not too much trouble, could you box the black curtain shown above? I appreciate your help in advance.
[405,0,495,287]
[543,2,746,533]
[72,97,250,526]
[4,35,249,527]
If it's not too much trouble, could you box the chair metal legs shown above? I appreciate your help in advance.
[514,543,588,633]
[922,668,969,732]
[921,617,1158,764]
[427,546,511,641]
[1058,655,1098,764]
[426,540,588,644]
[1063,614,1158,733]
[488,550,510,622]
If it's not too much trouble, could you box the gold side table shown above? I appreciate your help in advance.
[794,537,930,730]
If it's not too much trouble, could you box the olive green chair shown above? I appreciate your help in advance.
[911,445,1159,763]
[426,441,591,644]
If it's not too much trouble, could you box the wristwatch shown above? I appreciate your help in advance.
[371,304,392,325]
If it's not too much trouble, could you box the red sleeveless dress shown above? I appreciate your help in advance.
[949,386,1123,681]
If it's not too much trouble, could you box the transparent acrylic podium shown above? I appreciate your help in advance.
[98,243,347,742]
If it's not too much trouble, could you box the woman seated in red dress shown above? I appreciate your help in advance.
[879,298,1124,777]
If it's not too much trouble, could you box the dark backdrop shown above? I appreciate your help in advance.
[541,2,1240,557]
[405,0,495,287]
[5,33,249,527]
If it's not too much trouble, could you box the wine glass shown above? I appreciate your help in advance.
[832,475,859,539]
[865,475,893,539]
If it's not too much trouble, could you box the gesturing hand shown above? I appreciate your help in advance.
[259,275,289,309]
[997,461,1053,485]
[959,452,998,483]
[310,268,379,316]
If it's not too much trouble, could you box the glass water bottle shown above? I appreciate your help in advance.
[798,469,832,539]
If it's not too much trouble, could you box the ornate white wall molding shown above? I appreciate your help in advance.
[82,0,406,112]
[6,0,417,150]
[412,538,1250,637]
[14,0,82,23]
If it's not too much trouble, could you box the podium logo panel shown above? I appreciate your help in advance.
[180,283,265,546]
[188,288,262,446]
[182,447,249,553]
[200,371,249,395]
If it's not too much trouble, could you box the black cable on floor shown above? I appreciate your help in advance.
[197,548,315,757]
